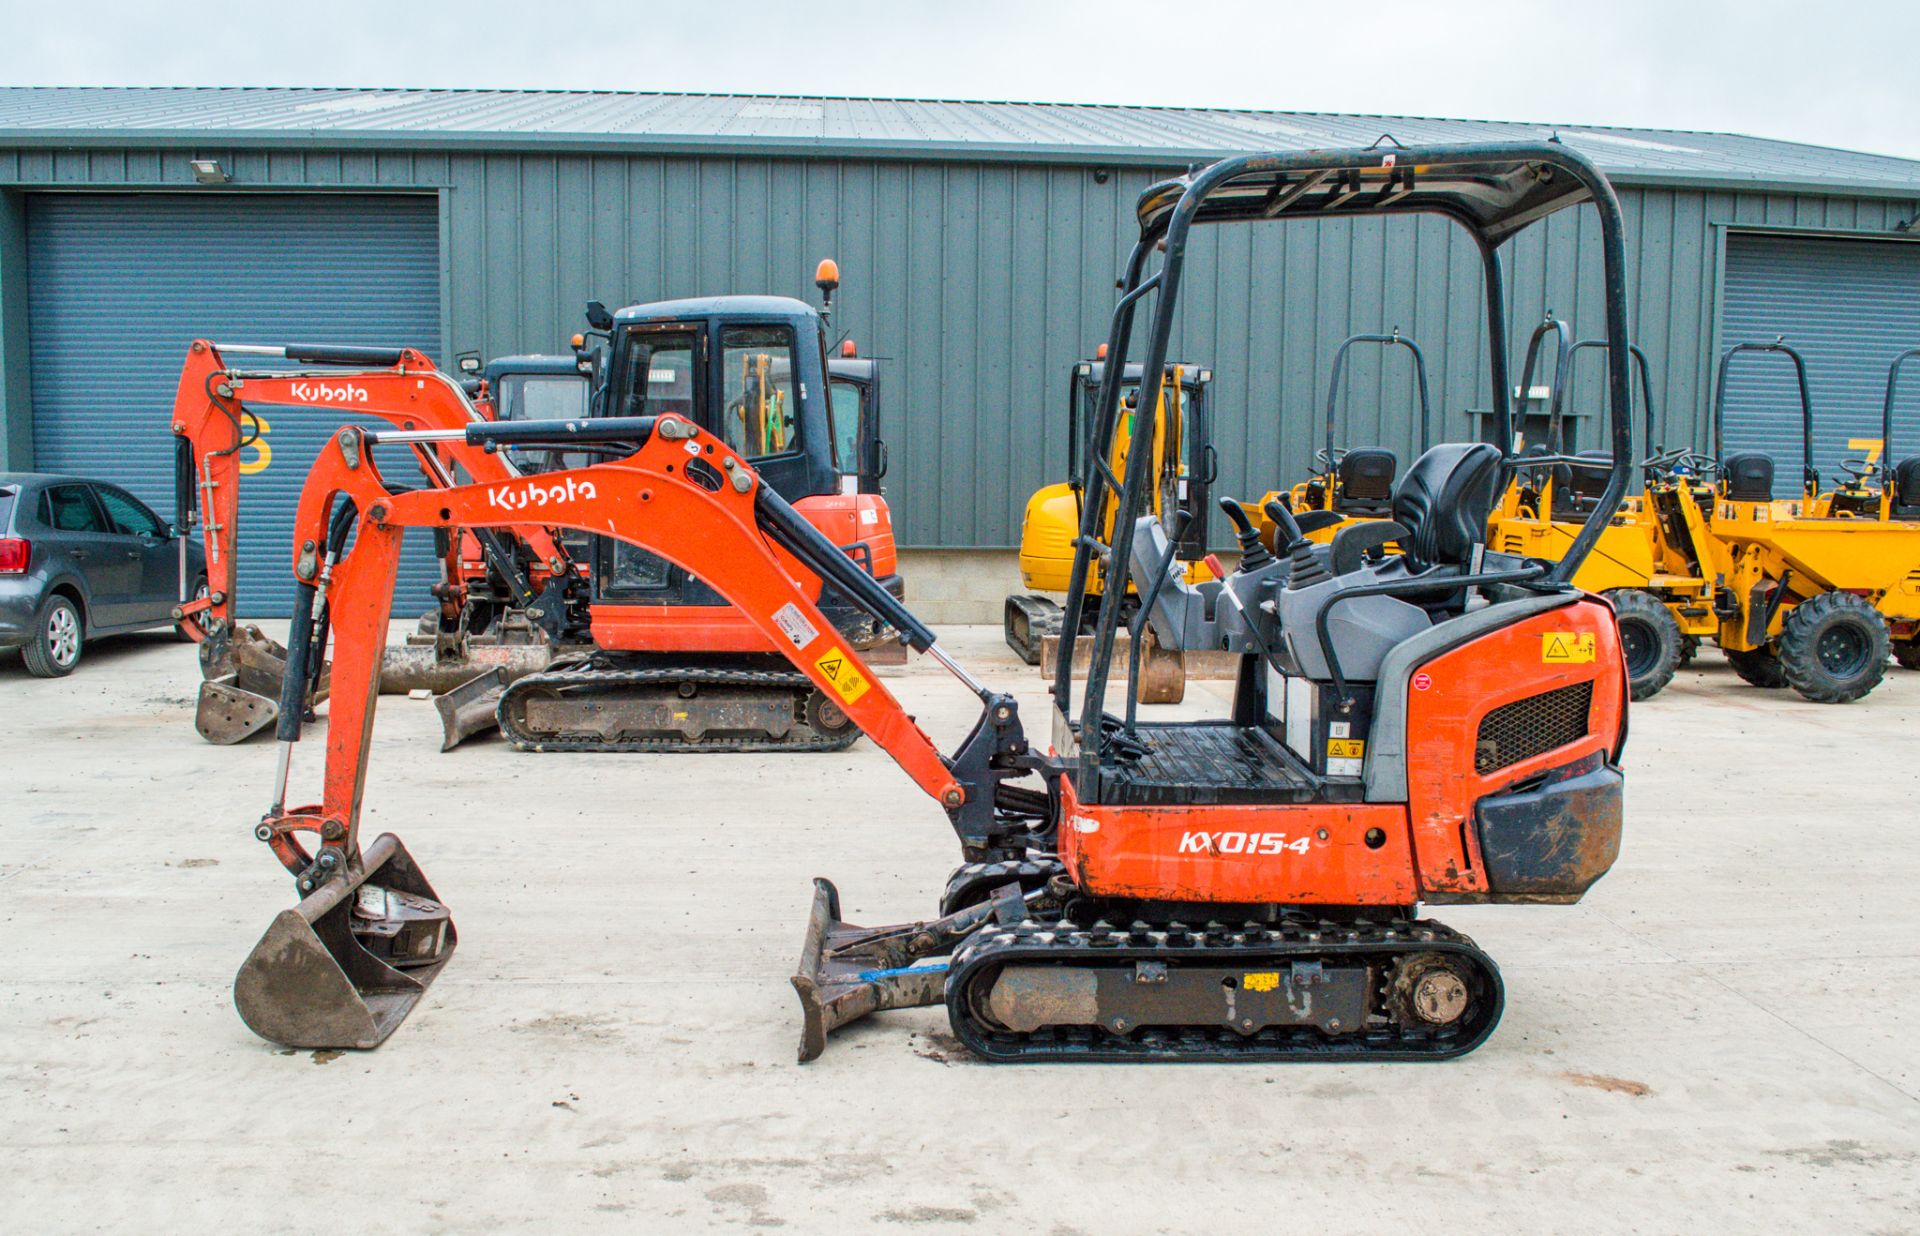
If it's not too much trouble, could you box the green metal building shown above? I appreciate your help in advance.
[2,88,1918,610]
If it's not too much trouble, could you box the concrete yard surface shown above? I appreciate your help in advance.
[2,624,1918,1233]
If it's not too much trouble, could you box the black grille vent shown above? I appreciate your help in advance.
[1475,681,1593,775]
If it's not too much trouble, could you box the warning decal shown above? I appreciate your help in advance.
[813,646,872,705]
[1242,972,1280,993]
[772,603,819,650]
[1542,632,1597,664]
[1326,738,1366,760]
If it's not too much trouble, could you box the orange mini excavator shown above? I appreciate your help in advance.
[171,273,897,752]
[233,142,1629,1063]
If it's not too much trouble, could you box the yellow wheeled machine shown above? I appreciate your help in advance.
[1700,341,1920,702]
[1004,354,1213,701]
[1485,335,1713,699]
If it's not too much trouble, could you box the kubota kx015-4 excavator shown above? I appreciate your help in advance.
[232,142,1628,1064]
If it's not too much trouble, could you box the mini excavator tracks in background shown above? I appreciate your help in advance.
[494,662,862,753]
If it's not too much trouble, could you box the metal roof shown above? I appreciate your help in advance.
[3,87,1919,196]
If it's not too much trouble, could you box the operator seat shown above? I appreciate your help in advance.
[1721,452,1775,503]
[1550,450,1614,519]
[1892,456,1920,520]
[1391,442,1503,572]
[1333,448,1398,517]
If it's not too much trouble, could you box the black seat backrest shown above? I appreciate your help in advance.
[1721,452,1775,503]
[1391,442,1502,571]
[1893,455,1920,519]
[1566,450,1613,500]
[1335,447,1398,512]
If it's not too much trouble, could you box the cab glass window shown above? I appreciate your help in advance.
[828,379,863,474]
[720,326,799,459]
[95,486,167,537]
[500,374,588,422]
[618,331,699,420]
[42,484,106,533]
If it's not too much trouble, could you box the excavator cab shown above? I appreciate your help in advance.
[827,347,888,496]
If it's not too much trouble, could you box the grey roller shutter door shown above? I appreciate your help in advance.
[1720,233,1920,496]
[26,192,443,616]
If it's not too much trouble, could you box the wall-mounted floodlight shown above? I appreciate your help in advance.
[189,159,229,185]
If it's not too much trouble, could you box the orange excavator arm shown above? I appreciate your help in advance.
[258,412,1037,883]
[167,339,570,639]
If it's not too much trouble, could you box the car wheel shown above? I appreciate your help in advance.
[175,575,210,642]
[23,594,83,678]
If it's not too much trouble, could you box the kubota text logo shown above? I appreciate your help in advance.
[485,475,598,510]
[288,381,370,404]
[1178,831,1313,856]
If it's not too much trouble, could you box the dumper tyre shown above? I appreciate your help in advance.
[1678,634,1700,666]
[22,593,83,678]
[1776,591,1889,704]
[1723,646,1787,689]
[1607,589,1682,701]
[1894,637,1920,671]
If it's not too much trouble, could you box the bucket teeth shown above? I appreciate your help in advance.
[234,833,455,1050]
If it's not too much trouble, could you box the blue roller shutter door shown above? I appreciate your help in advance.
[26,192,443,616]
[1720,233,1920,495]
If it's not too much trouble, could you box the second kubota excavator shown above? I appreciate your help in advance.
[226,140,1630,1068]
[171,263,899,750]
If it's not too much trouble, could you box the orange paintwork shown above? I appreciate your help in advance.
[1403,598,1625,895]
[167,340,563,640]
[1055,597,1624,907]
[1059,777,1417,905]
[265,416,955,873]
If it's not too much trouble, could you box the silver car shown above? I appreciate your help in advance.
[0,473,208,677]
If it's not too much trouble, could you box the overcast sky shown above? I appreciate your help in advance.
[8,0,1919,161]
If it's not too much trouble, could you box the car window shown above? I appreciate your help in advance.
[0,486,14,530]
[500,374,588,422]
[94,486,167,537]
[42,484,107,533]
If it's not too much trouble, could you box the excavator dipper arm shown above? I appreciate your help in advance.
[167,340,575,743]
[237,412,1043,1050]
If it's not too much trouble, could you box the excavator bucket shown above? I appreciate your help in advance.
[432,667,509,751]
[196,625,330,745]
[234,832,455,1050]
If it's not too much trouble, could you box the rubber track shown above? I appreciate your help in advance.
[496,665,860,754]
[945,913,1503,1063]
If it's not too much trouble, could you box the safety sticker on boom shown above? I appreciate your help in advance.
[772,603,819,650]
[1542,632,1597,664]
[813,646,871,705]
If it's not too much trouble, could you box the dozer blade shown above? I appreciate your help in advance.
[433,667,508,751]
[196,675,280,745]
[234,833,456,1050]
[792,877,1012,1062]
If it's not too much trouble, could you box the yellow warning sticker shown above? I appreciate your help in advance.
[1242,972,1280,993]
[1542,632,1597,664]
[1326,738,1366,760]
[813,646,872,706]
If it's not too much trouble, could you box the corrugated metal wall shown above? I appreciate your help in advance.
[3,146,1917,547]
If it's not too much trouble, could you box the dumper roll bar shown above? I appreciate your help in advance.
[1712,339,1819,502]
[1057,142,1637,771]
[1882,348,1920,470]
[1320,328,1433,464]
